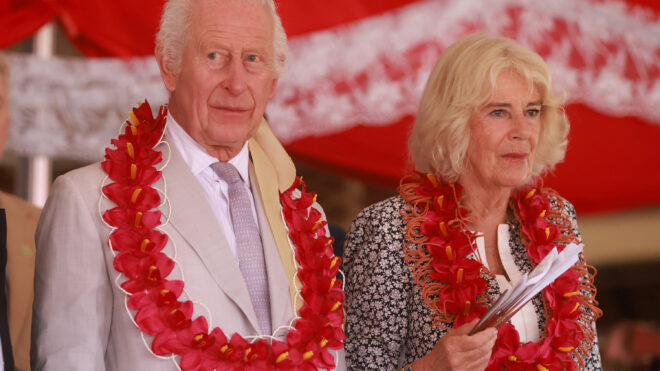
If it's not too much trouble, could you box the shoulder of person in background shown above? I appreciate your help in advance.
[0,190,40,371]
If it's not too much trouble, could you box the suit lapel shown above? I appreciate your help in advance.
[249,164,295,331]
[161,142,260,332]
[248,139,299,313]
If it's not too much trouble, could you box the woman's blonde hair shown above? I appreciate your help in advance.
[408,32,569,181]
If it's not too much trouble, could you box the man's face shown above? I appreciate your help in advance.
[160,0,278,160]
[0,77,9,160]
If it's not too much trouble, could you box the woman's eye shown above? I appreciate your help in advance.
[490,109,504,117]
[526,108,541,117]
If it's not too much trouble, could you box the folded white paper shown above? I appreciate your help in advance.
[468,243,583,335]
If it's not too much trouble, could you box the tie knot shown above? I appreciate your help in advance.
[211,162,243,185]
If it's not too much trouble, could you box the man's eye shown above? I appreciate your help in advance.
[246,54,259,62]
[207,52,219,60]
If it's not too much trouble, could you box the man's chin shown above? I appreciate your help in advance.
[206,125,254,145]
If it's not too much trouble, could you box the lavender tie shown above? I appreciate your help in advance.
[211,162,272,334]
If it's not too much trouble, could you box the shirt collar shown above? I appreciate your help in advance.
[165,112,251,183]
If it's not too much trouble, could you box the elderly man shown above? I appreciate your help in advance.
[32,0,345,370]
[0,53,40,371]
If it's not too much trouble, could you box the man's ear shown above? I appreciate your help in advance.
[155,43,177,93]
[268,78,278,99]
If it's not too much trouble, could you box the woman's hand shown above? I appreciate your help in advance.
[412,319,497,371]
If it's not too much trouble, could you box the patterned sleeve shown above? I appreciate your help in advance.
[343,198,415,370]
[550,195,603,370]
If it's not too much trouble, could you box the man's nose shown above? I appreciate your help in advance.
[223,58,248,95]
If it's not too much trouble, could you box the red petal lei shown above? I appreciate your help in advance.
[399,172,601,370]
[101,102,345,370]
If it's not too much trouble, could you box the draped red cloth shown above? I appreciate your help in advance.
[0,0,55,48]
[0,0,420,55]
[1,0,659,214]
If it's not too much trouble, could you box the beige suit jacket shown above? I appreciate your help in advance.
[32,140,345,370]
[0,191,40,371]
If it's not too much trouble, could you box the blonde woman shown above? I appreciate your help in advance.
[344,33,602,371]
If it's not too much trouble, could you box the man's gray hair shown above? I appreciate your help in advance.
[155,0,288,77]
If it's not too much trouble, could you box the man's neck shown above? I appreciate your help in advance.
[168,105,244,162]
[205,145,242,162]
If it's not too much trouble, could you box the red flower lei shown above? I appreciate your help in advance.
[399,173,601,371]
[101,102,345,370]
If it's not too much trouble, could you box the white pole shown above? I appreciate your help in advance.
[27,22,55,207]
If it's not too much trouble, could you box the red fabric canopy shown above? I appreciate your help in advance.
[0,0,420,55]
[1,0,659,215]
[0,0,55,48]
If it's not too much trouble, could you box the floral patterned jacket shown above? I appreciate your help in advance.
[343,195,602,370]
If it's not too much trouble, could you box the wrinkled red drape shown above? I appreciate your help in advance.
[0,0,420,55]
[0,0,163,56]
[0,0,55,48]
[1,0,659,214]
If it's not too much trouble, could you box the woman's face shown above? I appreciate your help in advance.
[462,69,542,191]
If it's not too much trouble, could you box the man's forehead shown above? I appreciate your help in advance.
[191,0,272,25]
[189,0,274,42]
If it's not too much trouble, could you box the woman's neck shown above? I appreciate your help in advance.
[458,176,512,277]
[460,178,511,228]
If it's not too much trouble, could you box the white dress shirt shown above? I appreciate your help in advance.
[475,224,541,343]
[164,113,260,259]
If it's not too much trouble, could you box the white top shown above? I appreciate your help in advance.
[165,113,260,259]
[474,224,541,343]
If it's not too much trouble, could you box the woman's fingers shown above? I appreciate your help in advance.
[444,319,497,352]
[452,319,481,335]
[422,320,498,370]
